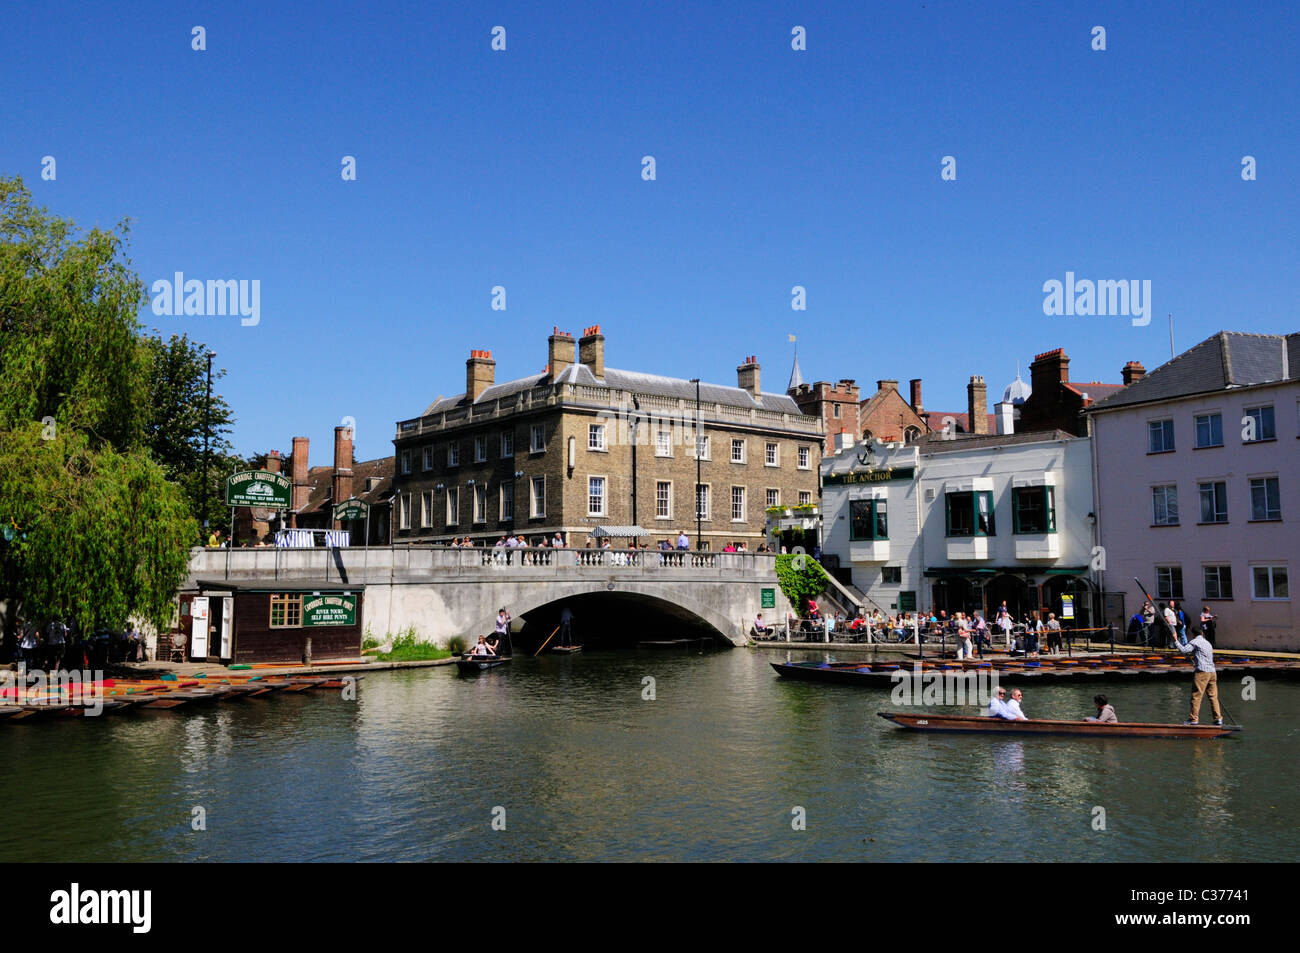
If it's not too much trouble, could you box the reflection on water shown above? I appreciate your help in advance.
[0,649,1295,862]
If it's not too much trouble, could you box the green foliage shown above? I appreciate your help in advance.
[0,176,200,631]
[140,333,237,531]
[775,553,828,615]
[374,626,452,662]
[446,635,468,656]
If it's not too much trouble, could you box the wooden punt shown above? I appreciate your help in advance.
[550,645,584,654]
[455,655,511,673]
[877,711,1241,738]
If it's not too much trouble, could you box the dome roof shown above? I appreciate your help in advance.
[1002,373,1031,405]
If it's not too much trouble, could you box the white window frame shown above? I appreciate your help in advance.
[1251,565,1289,601]
[588,475,607,517]
[473,484,487,523]
[730,438,746,464]
[798,490,811,506]
[731,485,746,522]
[400,450,411,475]
[445,486,460,525]
[1248,476,1281,522]
[765,442,779,467]
[1203,564,1233,600]
[530,424,546,453]
[695,483,711,522]
[1193,412,1223,449]
[797,446,811,469]
[1243,405,1276,443]
[656,480,672,520]
[420,490,432,528]
[589,423,607,452]
[474,435,487,463]
[655,430,673,458]
[421,446,433,471]
[1197,481,1228,524]
[530,476,546,518]
[500,481,514,522]
[766,488,779,508]
[1148,418,1175,453]
[448,443,460,467]
[1156,565,1184,600]
[501,430,514,458]
[399,492,411,530]
[1152,484,1179,526]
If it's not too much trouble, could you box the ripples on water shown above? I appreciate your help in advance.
[0,649,1295,862]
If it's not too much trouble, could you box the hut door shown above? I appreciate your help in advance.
[191,597,210,657]
[218,597,234,659]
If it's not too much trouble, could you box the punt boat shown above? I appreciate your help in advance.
[877,711,1241,738]
[455,654,511,673]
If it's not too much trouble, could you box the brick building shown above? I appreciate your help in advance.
[790,378,863,454]
[391,327,824,549]
[1015,348,1136,437]
[857,379,928,444]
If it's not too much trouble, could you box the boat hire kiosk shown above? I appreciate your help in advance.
[175,469,365,663]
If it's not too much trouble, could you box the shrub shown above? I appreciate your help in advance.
[775,553,828,614]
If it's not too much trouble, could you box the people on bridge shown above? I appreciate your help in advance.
[676,531,689,550]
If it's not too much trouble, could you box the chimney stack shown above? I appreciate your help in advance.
[290,436,310,527]
[737,356,761,396]
[466,349,495,401]
[967,375,989,435]
[876,379,899,394]
[578,325,605,378]
[548,328,576,379]
[909,379,923,414]
[1122,360,1146,386]
[264,449,282,474]
[1030,348,1070,400]
[332,425,355,526]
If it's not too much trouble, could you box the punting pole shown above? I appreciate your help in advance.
[1133,576,1179,646]
[533,626,561,657]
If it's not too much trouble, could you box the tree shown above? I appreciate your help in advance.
[0,176,198,638]
[140,332,236,531]
[775,554,829,615]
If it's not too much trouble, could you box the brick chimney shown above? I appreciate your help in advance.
[548,328,576,379]
[578,325,605,378]
[466,349,495,401]
[332,425,354,524]
[909,379,923,414]
[876,379,899,395]
[1122,360,1146,385]
[967,375,989,435]
[264,449,282,474]
[289,436,310,526]
[737,356,761,396]
[1030,348,1070,400]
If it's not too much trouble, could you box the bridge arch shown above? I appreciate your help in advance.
[475,580,743,648]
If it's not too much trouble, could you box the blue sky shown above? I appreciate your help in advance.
[4,1,1296,463]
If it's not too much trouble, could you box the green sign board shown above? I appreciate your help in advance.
[303,592,358,627]
[761,587,776,609]
[899,590,917,612]
[822,466,916,487]
[333,498,370,522]
[225,470,292,509]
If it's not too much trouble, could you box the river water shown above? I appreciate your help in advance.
[1,648,1295,862]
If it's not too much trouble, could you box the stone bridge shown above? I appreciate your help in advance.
[185,546,791,647]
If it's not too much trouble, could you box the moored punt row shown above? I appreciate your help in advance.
[771,654,1300,686]
[0,673,363,722]
[877,711,1243,739]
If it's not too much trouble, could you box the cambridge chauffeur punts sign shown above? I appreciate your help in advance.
[822,466,916,486]
[332,498,370,522]
[225,470,292,508]
[303,593,357,627]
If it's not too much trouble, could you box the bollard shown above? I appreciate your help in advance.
[303,636,313,666]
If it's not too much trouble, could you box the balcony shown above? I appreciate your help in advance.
[1014,533,1060,560]
[947,536,991,561]
[850,539,890,563]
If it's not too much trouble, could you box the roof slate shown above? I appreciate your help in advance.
[1088,331,1296,412]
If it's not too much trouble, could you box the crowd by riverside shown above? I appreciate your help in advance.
[3,618,145,669]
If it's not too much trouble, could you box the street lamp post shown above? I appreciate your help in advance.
[202,350,215,532]
[690,378,702,549]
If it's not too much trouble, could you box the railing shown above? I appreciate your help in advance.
[188,545,776,580]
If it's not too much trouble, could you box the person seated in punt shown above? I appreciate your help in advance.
[1001,688,1028,720]
[1085,694,1117,723]
[986,686,1009,718]
[468,635,497,658]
